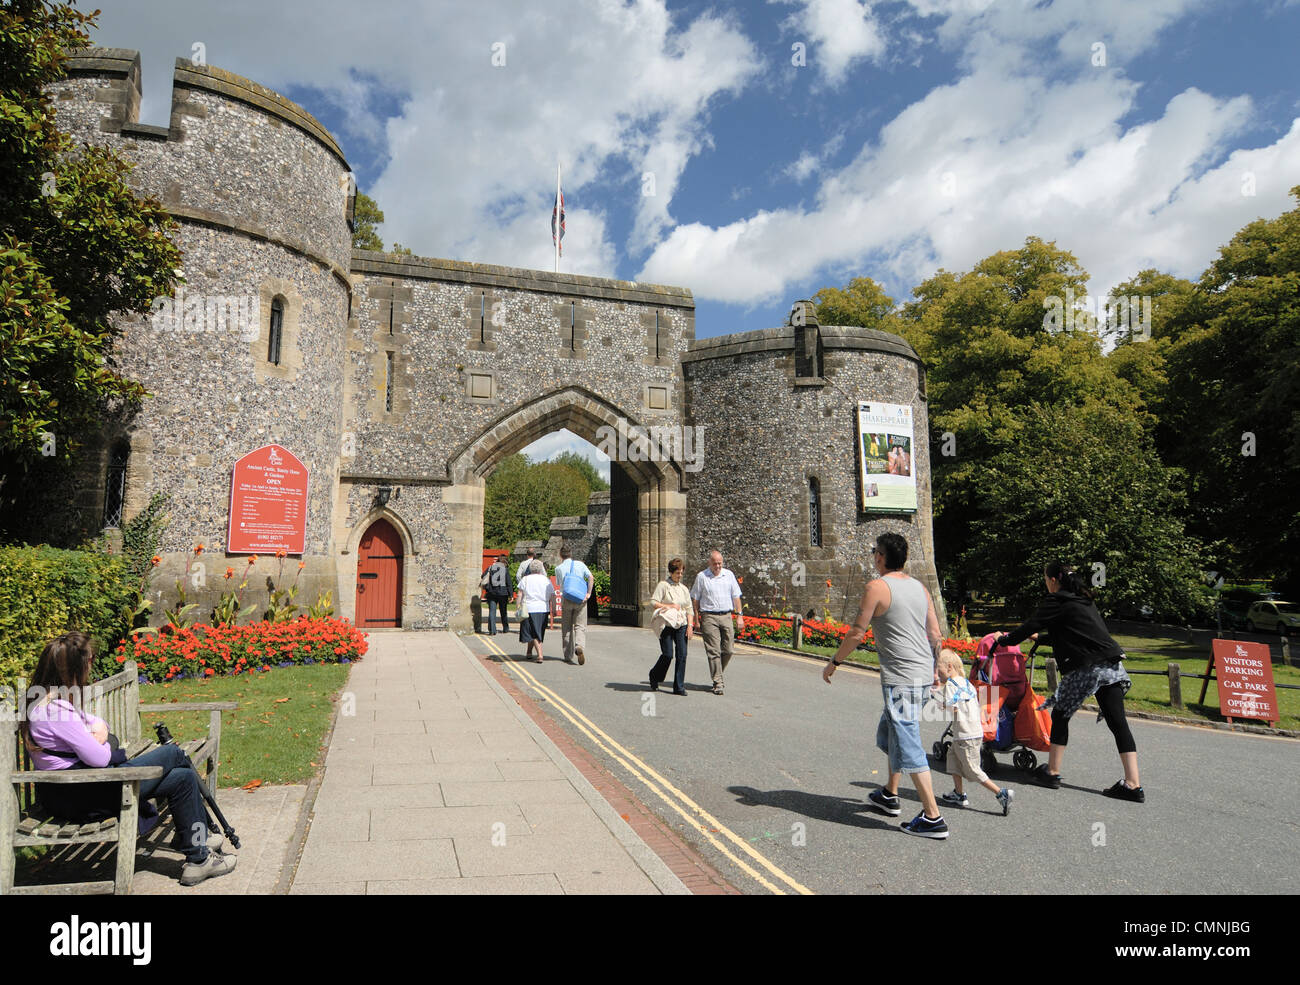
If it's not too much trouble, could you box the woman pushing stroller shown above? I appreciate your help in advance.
[988,561,1145,802]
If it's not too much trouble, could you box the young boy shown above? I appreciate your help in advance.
[927,649,1014,815]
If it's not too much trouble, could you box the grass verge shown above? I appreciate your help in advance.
[141,664,351,788]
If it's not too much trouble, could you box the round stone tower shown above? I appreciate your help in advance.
[46,49,353,619]
[682,302,946,630]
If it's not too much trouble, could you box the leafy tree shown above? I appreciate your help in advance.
[549,450,609,491]
[812,276,894,328]
[389,242,413,256]
[0,0,181,501]
[482,453,591,549]
[889,237,1204,617]
[970,402,1209,619]
[1157,188,1300,595]
[351,190,384,250]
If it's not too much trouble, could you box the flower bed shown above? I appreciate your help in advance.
[106,617,368,683]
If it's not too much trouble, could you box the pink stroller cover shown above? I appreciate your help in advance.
[974,632,1028,704]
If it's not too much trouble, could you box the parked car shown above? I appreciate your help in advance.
[1245,600,1300,636]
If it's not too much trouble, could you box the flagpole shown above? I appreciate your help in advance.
[554,162,561,273]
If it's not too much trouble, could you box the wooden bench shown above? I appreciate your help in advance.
[1,660,235,895]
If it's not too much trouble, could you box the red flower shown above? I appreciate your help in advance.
[115,654,125,663]
[204,668,214,677]
[298,561,306,569]
[277,550,286,558]
[151,555,161,566]
[249,555,258,564]
[195,544,204,554]
[225,567,234,579]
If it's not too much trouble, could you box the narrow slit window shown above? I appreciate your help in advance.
[654,309,661,359]
[569,302,576,351]
[808,478,822,548]
[480,292,486,343]
[268,297,284,365]
[385,352,394,413]
[102,443,129,528]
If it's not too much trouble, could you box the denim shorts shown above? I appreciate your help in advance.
[876,684,929,775]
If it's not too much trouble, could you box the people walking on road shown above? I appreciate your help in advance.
[648,558,693,695]
[988,561,1144,802]
[690,549,744,695]
[555,544,594,665]
[517,560,556,663]
[23,632,237,885]
[926,648,1014,815]
[822,532,949,839]
[480,557,512,636]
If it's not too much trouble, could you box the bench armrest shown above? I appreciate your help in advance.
[140,702,238,712]
[10,766,165,783]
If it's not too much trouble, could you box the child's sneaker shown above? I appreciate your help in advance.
[868,789,901,816]
[940,790,969,808]
[996,787,1014,816]
[900,811,949,839]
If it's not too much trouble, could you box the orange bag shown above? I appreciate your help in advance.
[975,682,1003,743]
[1014,688,1053,752]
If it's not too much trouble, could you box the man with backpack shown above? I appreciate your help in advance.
[555,544,594,665]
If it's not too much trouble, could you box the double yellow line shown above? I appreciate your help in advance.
[476,634,814,896]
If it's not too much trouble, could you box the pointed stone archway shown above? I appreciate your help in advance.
[443,386,689,631]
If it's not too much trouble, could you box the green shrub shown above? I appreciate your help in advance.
[0,545,133,688]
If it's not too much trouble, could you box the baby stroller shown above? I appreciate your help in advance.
[932,634,1047,775]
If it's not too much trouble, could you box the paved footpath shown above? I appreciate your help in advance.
[287,631,688,894]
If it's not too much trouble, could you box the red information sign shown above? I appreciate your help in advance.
[1210,639,1279,724]
[227,444,309,555]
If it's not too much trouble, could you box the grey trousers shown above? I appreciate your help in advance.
[699,612,735,687]
[561,597,588,661]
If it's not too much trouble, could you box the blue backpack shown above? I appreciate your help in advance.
[559,560,588,603]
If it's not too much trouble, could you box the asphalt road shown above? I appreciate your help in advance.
[465,624,1299,895]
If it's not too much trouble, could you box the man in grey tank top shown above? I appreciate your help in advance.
[822,533,949,839]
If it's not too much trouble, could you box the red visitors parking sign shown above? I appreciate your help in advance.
[227,444,309,554]
[1210,639,1279,724]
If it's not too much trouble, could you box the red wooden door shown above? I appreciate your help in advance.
[357,518,403,628]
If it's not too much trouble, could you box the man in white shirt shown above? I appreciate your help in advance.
[554,545,594,665]
[690,549,744,695]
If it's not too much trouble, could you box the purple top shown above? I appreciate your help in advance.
[25,699,111,770]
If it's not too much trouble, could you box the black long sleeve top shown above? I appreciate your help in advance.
[1000,590,1123,675]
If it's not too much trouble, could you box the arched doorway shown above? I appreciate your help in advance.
[356,518,403,628]
[444,387,689,631]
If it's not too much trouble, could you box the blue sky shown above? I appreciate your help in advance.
[90,0,1300,474]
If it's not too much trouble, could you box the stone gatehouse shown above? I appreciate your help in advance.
[31,48,945,632]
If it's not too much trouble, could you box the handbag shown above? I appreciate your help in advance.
[559,560,588,603]
[1014,687,1054,752]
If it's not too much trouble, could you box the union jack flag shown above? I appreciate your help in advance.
[552,189,565,256]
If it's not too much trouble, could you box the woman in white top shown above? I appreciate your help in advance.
[647,558,693,695]
[517,560,556,663]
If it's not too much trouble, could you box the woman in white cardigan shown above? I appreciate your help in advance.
[517,560,556,663]
[647,558,693,695]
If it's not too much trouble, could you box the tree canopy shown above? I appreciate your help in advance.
[482,452,606,550]
[0,0,182,504]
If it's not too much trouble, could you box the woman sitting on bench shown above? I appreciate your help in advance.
[23,632,237,887]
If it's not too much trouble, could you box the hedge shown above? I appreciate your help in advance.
[0,545,134,688]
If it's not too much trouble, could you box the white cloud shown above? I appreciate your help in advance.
[784,151,821,182]
[89,0,758,276]
[775,0,888,84]
[638,0,1300,306]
